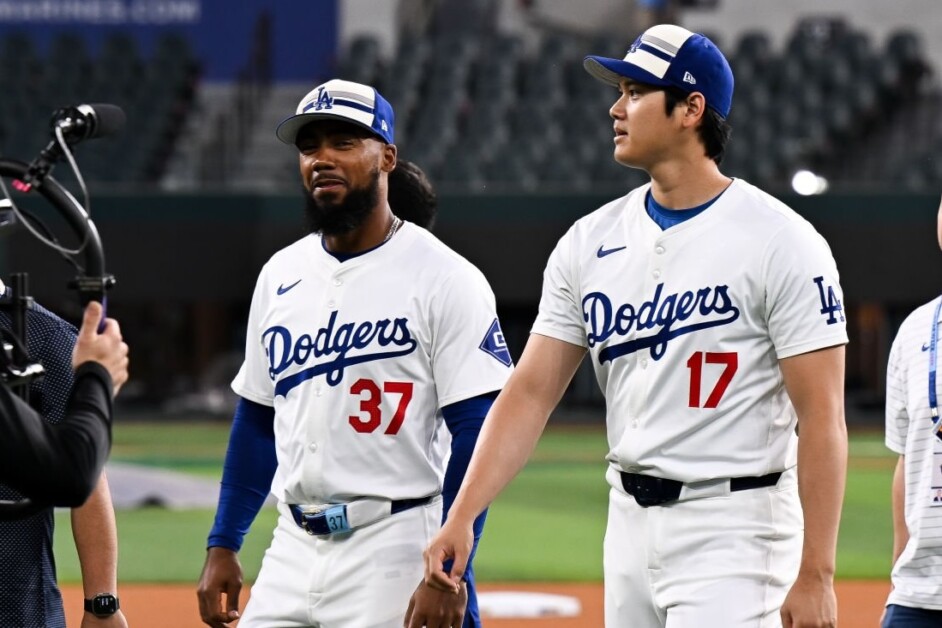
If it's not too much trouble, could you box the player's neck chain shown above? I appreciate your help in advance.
[383,214,403,243]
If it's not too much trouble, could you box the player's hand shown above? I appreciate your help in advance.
[81,609,128,628]
[197,547,244,628]
[72,301,129,396]
[780,571,837,627]
[423,519,474,593]
[403,579,467,628]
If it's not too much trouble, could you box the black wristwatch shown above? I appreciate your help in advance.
[84,593,120,617]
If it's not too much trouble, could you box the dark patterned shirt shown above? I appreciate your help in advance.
[0,299,77,628]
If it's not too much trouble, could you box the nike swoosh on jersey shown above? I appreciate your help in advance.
[597,245,627,258]
[923,342,931,352]
[277,279,302,295]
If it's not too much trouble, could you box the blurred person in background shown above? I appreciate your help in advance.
[881,194,942,627]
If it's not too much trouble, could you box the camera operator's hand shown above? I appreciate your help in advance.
[72,301,129,396]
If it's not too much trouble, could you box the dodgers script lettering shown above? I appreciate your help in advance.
[583,283,740,363]
[264,311,417,396]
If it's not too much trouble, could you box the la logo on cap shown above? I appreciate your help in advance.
[314,86,333,111]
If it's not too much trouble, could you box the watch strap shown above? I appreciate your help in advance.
[84,594,120,616]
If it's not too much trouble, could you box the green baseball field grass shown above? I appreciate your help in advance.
[52,423,894,583]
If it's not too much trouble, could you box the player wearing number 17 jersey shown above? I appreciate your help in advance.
[422,25,848,628]
[197,79,511,628]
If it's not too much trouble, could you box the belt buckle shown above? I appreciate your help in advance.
[300,504,350,536]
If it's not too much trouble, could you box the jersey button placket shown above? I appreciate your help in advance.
[327,272,345,310]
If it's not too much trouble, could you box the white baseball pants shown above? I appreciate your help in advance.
[239,498,442,628]
[604,469,802,627]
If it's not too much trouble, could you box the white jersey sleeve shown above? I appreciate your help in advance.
[430,266,514,407]
[531,228,588,348]
[232,266,276,407]
[885,332,909,455]
[763,220,848,359]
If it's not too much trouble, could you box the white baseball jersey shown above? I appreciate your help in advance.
[232,222,512,505]
[885,298,942,610]
[532,179,848,484]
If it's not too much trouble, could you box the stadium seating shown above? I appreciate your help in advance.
[359,20,935,192]
[0,31,199,185]
[0,19,934,192]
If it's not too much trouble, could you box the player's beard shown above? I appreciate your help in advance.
[303,167,381,236]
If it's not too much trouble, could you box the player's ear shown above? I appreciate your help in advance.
[381,143,397,173]
[681,92,707,128]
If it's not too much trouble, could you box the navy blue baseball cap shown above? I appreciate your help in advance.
[276,79,395,145]
[584,24,734,119]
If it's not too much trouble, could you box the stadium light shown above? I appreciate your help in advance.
[791,169,829,196]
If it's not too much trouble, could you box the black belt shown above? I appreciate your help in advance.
[620,471,783,508]
[289,496,433,535]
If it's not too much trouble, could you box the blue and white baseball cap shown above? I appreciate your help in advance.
[276,78,395,145]
[584,24,734,119]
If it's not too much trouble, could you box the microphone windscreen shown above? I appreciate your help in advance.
[87,104,126,138]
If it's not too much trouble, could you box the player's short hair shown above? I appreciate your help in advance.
[663,86,731,165]
[388,159,438,231]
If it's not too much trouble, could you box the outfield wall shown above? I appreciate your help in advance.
[2,190,937,411]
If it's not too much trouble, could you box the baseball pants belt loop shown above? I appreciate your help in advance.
[289,495,434,536]
[620,471,783,508]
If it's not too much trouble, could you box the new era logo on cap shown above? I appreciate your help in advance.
[276,79,395,145]
[583,24,734,118]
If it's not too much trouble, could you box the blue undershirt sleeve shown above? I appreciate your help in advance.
[207,397,278,552]
[441,392,497,574]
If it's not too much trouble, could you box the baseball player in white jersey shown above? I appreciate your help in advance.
[420,24,848,628]
[881,195,942,627]
[196,79,512,628]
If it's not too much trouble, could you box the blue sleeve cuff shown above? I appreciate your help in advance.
[207,397,278,551]
[441,392,497,578]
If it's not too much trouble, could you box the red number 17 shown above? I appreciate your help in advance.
[686,351,738,408]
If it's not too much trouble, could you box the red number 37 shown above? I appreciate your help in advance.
[348,378,414,434]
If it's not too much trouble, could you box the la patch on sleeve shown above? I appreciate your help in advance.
[479,319,512,366]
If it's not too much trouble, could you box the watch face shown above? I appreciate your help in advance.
[93,594,118,616]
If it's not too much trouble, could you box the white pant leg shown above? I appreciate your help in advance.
[604,487,666,628]
[604,471,802,628]
[239,502,320,627]
[655,474,802,628]
[241,499,442,628]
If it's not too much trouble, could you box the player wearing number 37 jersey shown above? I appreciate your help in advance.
[422,24,848,628]
[197,79,511,628]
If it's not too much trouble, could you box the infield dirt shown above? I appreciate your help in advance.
[62,580,889,627]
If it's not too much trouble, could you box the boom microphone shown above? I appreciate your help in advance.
[50,104,126,144]
[17,103,126,190]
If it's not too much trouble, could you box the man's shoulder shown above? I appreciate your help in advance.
[563,184,647,242]
[896,297,941,341]
[400,224,483,275]
[0,300,78,342]
[266,235,317,267]
[721,179,828,246]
